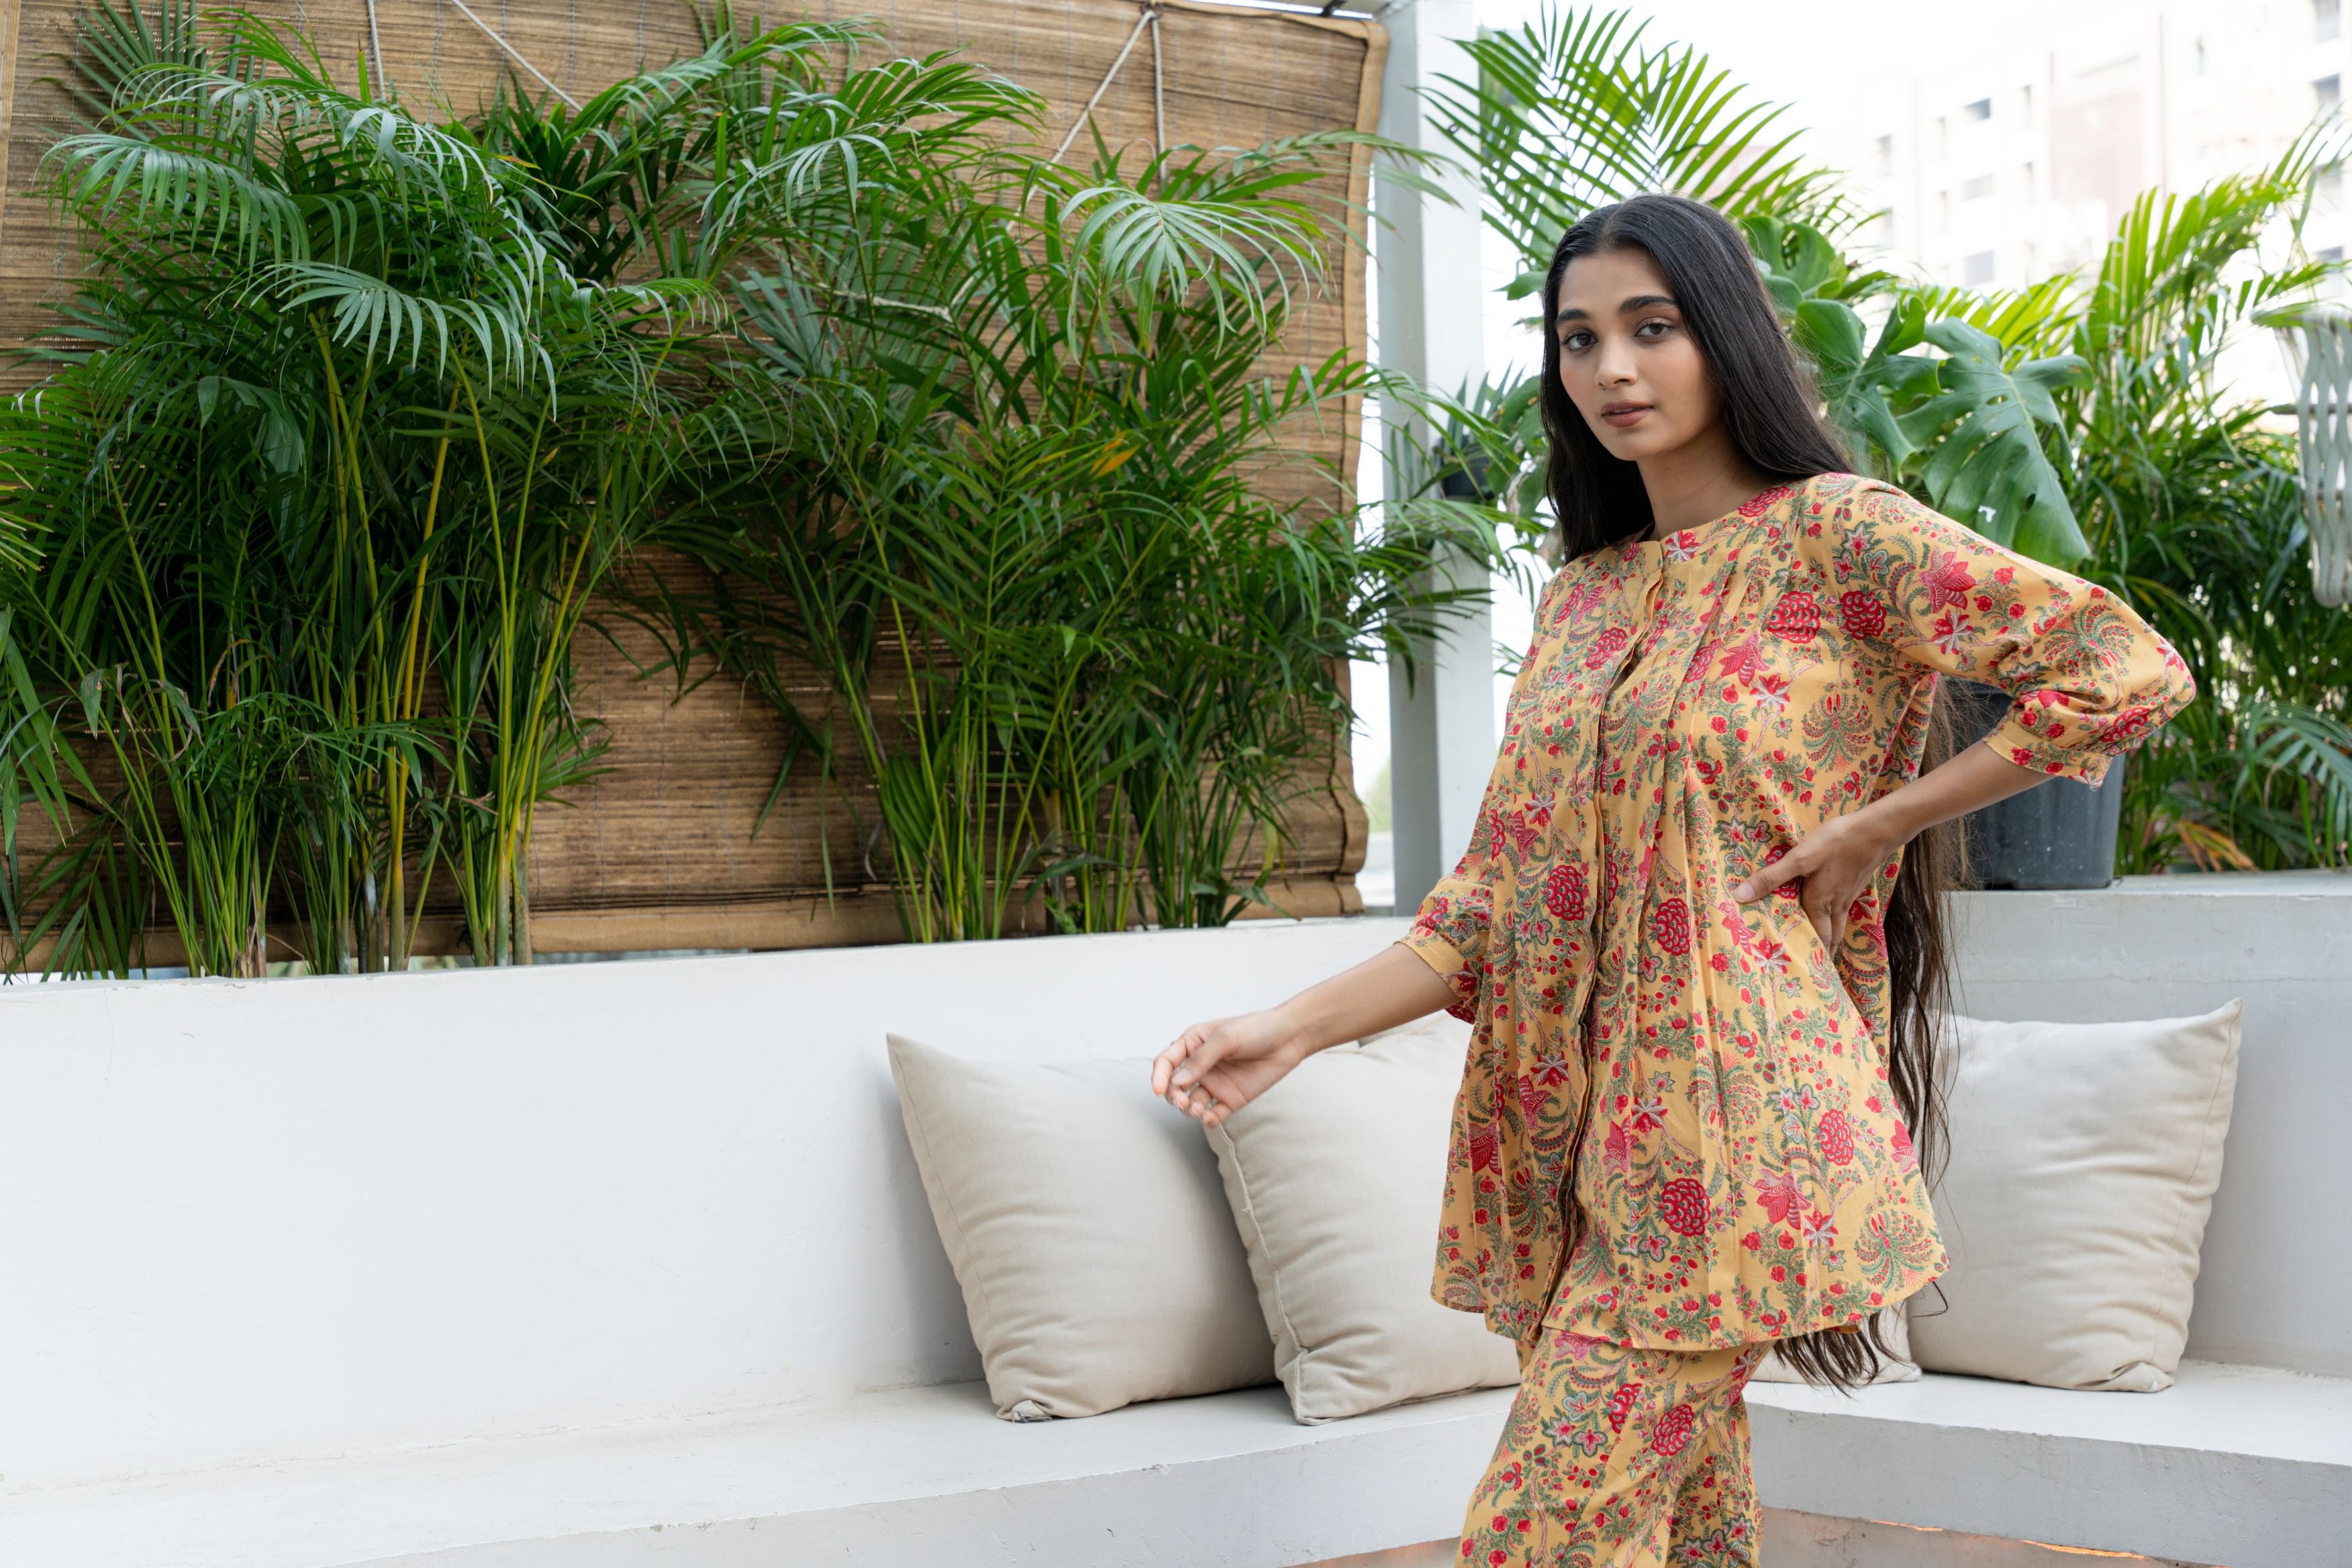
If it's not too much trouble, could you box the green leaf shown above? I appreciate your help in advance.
[1426,9,1857,281]
[1793,297,1863,370]
[1900,320,2089,562]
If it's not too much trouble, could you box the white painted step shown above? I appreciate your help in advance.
[1749,1359,2352,1568]
[0,1381,1514,1568]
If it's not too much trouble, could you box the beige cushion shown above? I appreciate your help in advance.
[887,1034,1273,1420]
[1206,1014,1520,1423]
[1906,1003,2243,1392]
[1749,1306,1919,1383]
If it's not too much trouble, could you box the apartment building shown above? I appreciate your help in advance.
[1841,0,2352,290]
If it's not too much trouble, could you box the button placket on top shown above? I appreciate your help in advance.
[1539,526,1752,1331]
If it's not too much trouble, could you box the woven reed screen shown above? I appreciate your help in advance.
[0,0,1382,952]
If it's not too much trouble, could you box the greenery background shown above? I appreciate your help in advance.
[0,0,2344,980]
[1424,5,2352,878]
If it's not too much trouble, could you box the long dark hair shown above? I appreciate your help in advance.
[1538,194,1961,1391]
[1539,193,1849,557]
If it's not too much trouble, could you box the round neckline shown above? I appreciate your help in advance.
[1631,479,1804,556]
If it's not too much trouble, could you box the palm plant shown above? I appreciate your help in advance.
[0,7,718,971]
[1844,138,2352,870]
[664,121,1508,939]
[2052,143,2352,870]
[0,1,1506,971]
[1426,4,1855,305]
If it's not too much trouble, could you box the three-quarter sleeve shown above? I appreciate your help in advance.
[1397,574,1569,1022]
[1832,481,2196,783]
[1399,752,1510,1023]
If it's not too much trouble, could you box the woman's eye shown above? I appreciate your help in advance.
[1636,318,1673,339]
[1561,331,1594,352]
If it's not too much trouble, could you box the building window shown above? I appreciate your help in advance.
[1932,117,1949,159]
[2020,161,2036,196]
[1875,134,1896,176]
[2020,84,2034,124]
[2324,162,2346,204]
[2194,37,2208,76]
[2319,75,2343,113]
[1961,174,1994,201]
[1935,191,1951,232]
[2322,245,2345,262]
[1963,250,1996,285]
[1962,97,1992,122]
[2321,0,2343,44]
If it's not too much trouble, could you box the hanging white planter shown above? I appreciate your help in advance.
[2271,309,2352,607]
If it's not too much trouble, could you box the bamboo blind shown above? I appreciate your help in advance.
[0,0,1382,954]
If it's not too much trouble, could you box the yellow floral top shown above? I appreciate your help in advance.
[1403,473,2195,1350]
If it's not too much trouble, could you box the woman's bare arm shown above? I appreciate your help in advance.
[1733,738,2047,942]
[1150,942,1457,1127]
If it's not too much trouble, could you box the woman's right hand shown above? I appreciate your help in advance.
[1150,942,1460,1128]
[1151,1008,1306,1129]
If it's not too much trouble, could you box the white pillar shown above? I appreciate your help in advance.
[1374,0,1491,915]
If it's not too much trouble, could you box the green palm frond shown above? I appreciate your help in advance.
[1427,4,1851,290]
[62,0,208,131]
[2084,130,2341,371]
[257,260,540,384]
[48,134,309,260]
[1905,275,2081,360]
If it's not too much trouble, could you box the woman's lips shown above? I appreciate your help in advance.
[1600,403,1652,428]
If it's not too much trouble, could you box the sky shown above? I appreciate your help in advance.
[1350,0,2133,813]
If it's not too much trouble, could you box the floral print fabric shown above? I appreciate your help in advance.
[1459,1331,1766,1567]
[1404,473,2194,1351]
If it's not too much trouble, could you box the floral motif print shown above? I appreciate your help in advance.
[1460,1324,1768,1567]
[1406,474,2194,1351]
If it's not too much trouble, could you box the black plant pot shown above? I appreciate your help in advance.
[1944,680,2125,890]
[1438,454,1495,502]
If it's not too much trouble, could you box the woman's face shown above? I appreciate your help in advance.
[1552,246,1720,464]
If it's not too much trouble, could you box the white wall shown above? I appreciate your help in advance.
[0,920,1410,1492]
[1947,875,2352,1375]
[1374,0,1493,915]
[1,877,2343,1493]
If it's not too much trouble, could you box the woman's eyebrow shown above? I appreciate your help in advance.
[1620,293,1677,312]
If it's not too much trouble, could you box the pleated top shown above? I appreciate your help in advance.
[1404,472,2196,1349]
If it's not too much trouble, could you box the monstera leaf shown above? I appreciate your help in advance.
[1898,320,2089,564]
[1793,292,1941,475]
[1746,216,1927,475]
[1747,216,2088,564]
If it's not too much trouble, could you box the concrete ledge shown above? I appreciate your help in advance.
[0,1383,1516,1568]
[1747,1361,2352,1568]
[15,1360,2345,1568]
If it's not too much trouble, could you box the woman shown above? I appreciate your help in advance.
[1150,193,2194,1566]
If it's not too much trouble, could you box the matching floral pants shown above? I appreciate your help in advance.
[1457,1330,1767,1568]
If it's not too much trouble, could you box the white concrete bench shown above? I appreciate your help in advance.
[0,881,2346,1566]
[1751,1359,2352,1567]
[0,1381,1518,1566]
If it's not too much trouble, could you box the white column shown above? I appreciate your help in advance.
[1374,0,1491,914]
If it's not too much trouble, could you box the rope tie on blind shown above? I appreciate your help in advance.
[1050,3,1166,166]
[440,0,583,110]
